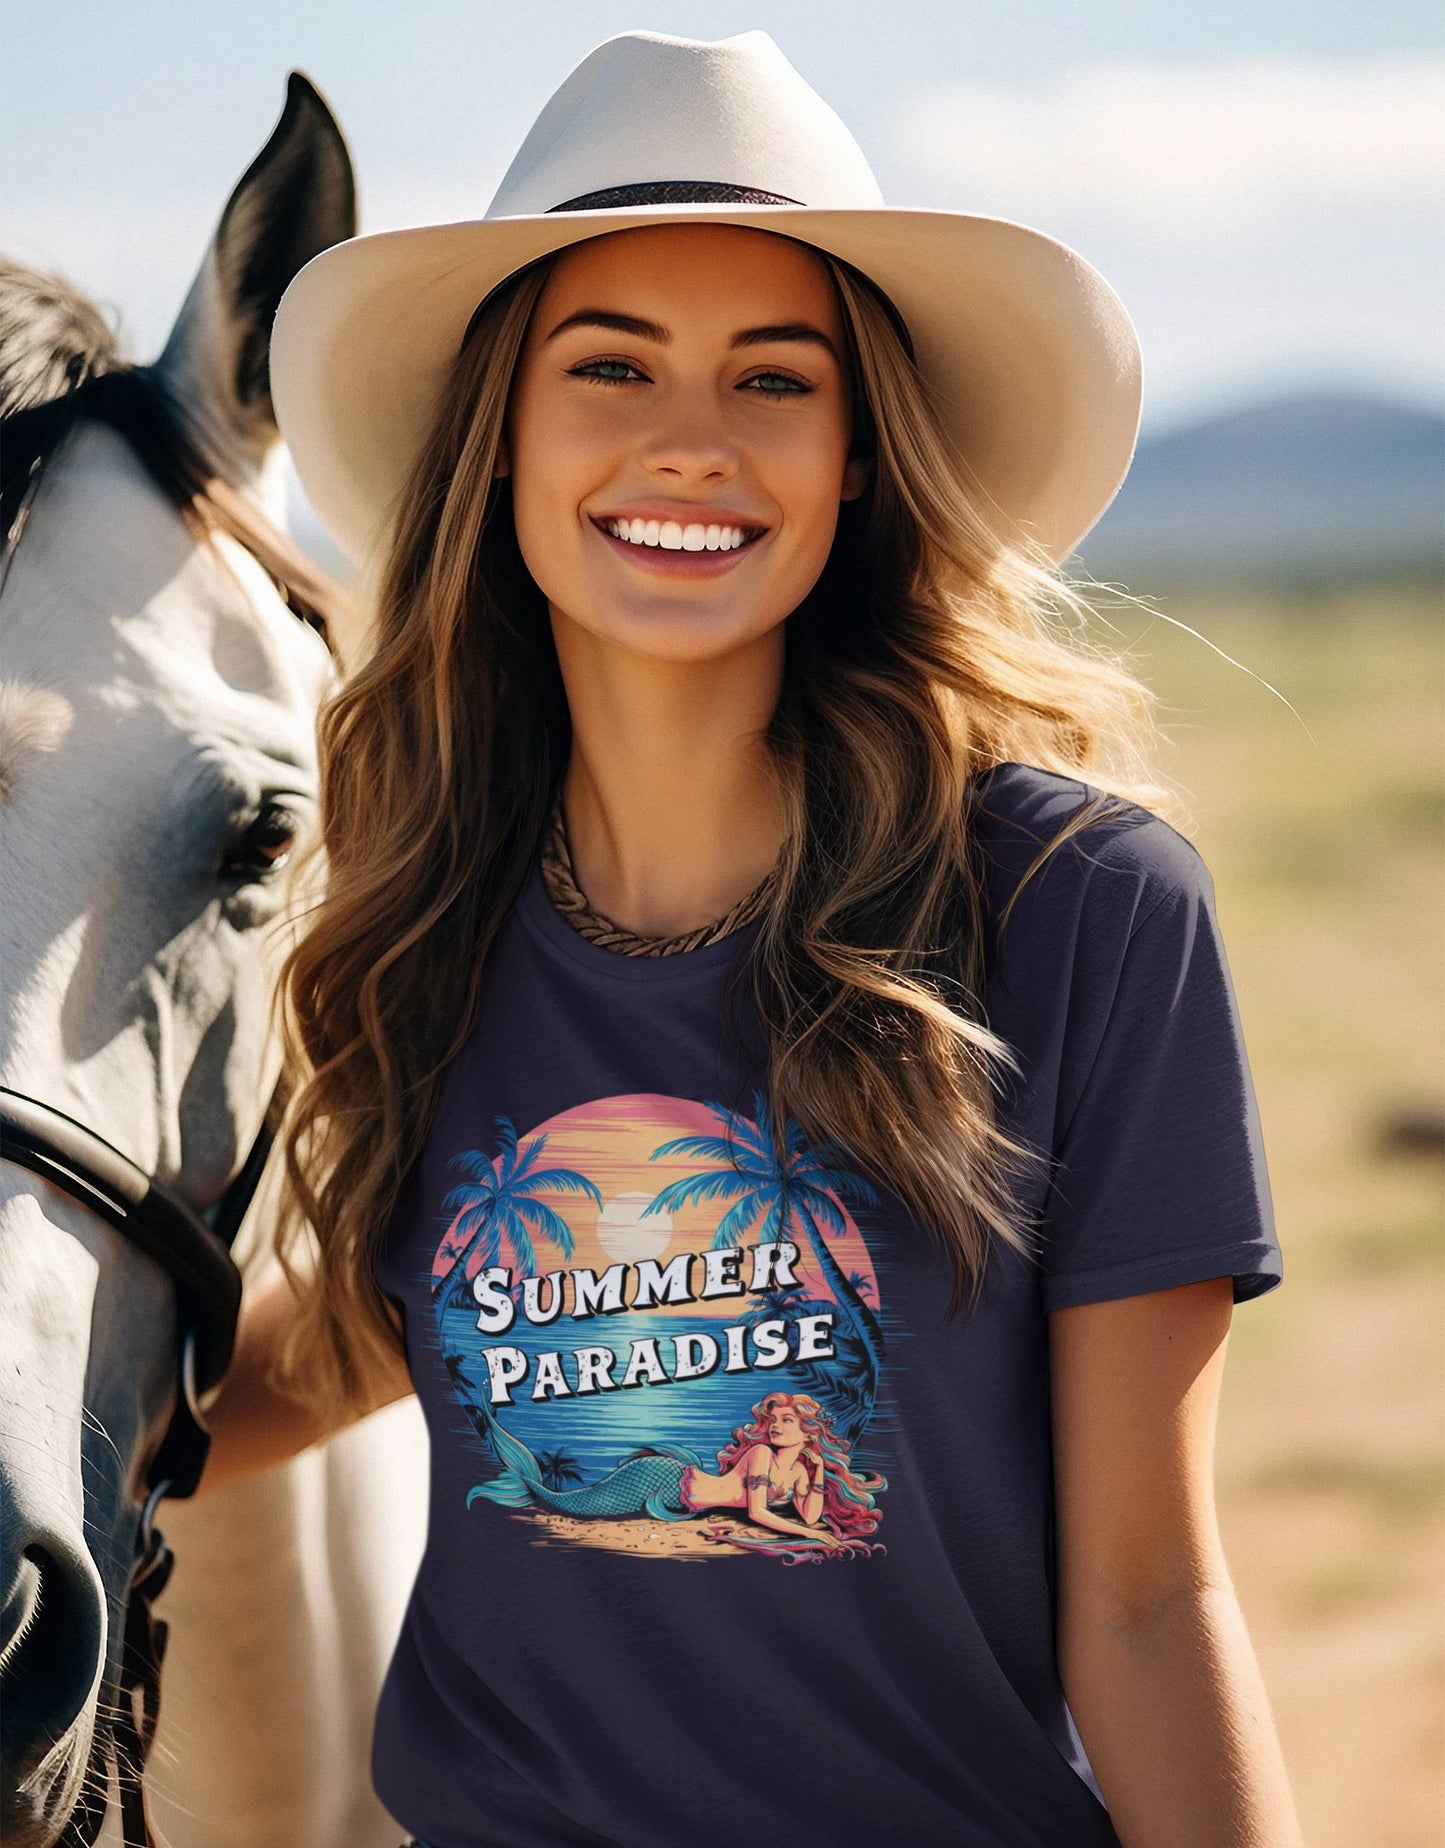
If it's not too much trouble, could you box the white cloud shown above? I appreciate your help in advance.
[890,58,1445,242]
[884,58,1443,421]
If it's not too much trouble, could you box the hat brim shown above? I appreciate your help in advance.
[271,201,1142,600]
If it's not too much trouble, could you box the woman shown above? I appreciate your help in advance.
[197,29,1303,1848]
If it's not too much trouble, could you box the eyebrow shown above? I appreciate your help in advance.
[542,308,840,364]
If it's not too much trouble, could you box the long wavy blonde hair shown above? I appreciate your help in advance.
[268,234,1180,1420]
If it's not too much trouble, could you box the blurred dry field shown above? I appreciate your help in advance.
[1104,576,1444,1847]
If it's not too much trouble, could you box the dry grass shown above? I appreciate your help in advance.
[1093,574,1445,1846]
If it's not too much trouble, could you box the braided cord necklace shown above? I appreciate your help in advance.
[538,794,777,957]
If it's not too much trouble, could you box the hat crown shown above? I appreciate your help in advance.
[485,30,885,219]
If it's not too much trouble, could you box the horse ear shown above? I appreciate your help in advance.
[153,71,356,469]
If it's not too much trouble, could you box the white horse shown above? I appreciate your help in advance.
[0,75,426,1848]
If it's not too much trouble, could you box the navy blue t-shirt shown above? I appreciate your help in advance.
[371,761,1282,1848]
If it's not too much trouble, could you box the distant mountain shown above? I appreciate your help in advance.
[1077,390,1443,583]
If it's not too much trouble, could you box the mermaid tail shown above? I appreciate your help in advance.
[466,1408,704,1522]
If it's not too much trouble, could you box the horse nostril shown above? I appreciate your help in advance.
[0,1540,107,1778]
[1,1546,44,1667]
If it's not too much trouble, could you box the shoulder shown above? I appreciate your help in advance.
[966,761,1213,948]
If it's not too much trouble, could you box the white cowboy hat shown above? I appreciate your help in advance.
[271,27,1143,592]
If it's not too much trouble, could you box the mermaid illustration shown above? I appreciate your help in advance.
[467,1390,887,1562]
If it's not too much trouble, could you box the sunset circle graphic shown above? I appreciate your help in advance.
[427,1092,891,1561]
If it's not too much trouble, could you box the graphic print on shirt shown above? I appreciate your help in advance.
[427,1090,890,1564]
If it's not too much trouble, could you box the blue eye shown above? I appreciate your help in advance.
[567,359,812,400]
[570,358,640,384]
[745,372,810,399]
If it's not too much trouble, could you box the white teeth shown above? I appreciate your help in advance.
[604,517,753,552]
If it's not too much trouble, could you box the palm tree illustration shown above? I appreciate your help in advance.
[743,1282,810,1328]
[536,1449,586,1493]
[741,1280,844,1394]
[644,1091,886,1405]
[438,1352,501,1464]
[461,1397,520,1477]
[432,1116,601,1314]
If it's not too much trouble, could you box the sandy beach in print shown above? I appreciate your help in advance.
[501,1507,752,1559]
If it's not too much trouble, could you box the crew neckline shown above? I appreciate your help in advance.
[517,845,765,983]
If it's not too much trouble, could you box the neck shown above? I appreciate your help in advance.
[551,613,788,939]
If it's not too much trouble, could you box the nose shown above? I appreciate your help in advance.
[639,397,741,486]
[0,1521,107,1808]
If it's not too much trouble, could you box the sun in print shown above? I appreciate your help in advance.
[596,1190,673,1263]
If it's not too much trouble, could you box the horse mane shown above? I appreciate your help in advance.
[0,258,120,415]
[0,257,351,654]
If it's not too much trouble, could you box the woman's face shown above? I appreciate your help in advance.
[765,1402,805,1447]
[498,222,869,665]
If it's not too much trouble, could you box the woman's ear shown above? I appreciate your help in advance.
[841,454,872,502]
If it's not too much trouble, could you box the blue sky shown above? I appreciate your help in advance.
[3,2,1440,432]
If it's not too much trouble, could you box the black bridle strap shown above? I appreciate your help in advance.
[0,1087,245,1405]
[2,1078,281,1848]
[56,1498,176,1848]
[55,1488,175,1848]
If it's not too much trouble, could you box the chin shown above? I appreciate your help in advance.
[568,600,783,665]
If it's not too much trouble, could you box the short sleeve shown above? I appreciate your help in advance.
[1036,828,1282,1313]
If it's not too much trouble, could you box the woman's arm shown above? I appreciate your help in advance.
[1050,1276,1302,1848]
[190,1261,416,1500]
[742,1444,833,1542]
[796,1446,826,1525]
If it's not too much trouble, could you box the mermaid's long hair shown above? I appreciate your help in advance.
[269,229,1181,1423]
[715,1391,885,1541]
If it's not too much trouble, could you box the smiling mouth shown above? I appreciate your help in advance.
[590,515,768,554]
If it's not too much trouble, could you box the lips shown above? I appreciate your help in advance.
[588,515,768,576]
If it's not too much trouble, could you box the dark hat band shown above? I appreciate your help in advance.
[549,181,805,211]
[550,181,915,363]
[464,179,915,364]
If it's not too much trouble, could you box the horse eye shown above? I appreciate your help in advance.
[218,801,299,882]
